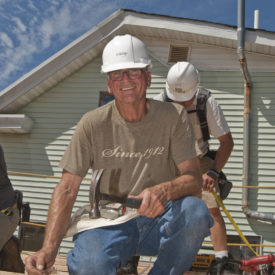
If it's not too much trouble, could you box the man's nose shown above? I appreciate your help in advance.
[121,71,130,80]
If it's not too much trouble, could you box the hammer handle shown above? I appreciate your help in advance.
[100,193,142,209]
[125,198,142,209]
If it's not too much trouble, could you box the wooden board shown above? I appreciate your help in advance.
[0,252,235,275]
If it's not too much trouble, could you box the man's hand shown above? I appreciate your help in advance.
[131,184,168,218]
[25,248,56,275]
[130,157,202,218]
[202,171,218,192]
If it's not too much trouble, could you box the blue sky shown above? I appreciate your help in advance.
[0,0,274,92]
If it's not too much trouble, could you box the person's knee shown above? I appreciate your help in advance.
[209,207,222,217]
[181,197,213,228]
[184,196,210,215]
[67,249,117,275]
[168,197,212,230]
[209,208,225,227]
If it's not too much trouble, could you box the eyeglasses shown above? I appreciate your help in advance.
[108,69,144,81]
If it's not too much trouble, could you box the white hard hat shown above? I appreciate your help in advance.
[101,34,151,73]
[166,62,200,102]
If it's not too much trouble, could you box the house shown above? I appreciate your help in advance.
[0,9,275,256]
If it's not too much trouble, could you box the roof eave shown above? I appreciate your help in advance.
[0,9,126,113]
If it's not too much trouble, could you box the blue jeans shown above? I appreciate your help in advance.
[67,196,213,275]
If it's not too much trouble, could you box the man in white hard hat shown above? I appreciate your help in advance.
[25,35,213,275]
[154,61,234,275]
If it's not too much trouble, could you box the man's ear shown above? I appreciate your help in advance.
[146,72,152,88]
[106,79,113,95]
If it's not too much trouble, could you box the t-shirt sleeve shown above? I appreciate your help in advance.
[171,108,202,165]
[207,96,230,138]
[59,115,93,177]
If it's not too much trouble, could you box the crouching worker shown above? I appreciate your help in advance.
[156,62,234,275]
[25,35,213,275]
[0,145,25,273]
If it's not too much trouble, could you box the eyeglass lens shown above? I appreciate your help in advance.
[109,69,143,81]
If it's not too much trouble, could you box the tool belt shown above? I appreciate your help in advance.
[204,150,232,200]
[0,190,23,217]
[0,203,17,216]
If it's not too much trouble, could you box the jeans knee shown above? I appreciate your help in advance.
[180,196,213,228]
[189,198,214,228]
[67,249,117,275]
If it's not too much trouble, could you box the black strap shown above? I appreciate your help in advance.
[196,88,211,141]
[14,190,23,224]
[165,88,211,141]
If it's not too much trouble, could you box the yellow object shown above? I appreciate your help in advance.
[212,191,260,257]
[21,221,46,227]
[192,254,215,268]
[203,241,275,248]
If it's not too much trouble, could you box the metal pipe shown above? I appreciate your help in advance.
[238,0,250,212]
[237,0,245,59]
[237,0,275,222]
[254,10,260,29]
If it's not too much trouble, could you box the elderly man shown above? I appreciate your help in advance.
[25,35,213,275]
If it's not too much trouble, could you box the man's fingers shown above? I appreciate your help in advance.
[139,193,150,212]
[46,266,56,274]
[135,190,153,215]
[25,254,49,275]
[35,253,47,271]
[25,255,38,269]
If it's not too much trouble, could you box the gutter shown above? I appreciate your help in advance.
[0,114,34,134]
[238,0,275,222]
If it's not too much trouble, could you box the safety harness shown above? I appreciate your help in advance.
[186,88,232,200]
[187,88,211,142]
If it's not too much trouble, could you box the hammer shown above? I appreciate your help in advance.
[89,169,142,219]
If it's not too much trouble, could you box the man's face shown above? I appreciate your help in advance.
[106,68,151,104]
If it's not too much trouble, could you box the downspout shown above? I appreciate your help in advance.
[237,0,275,222]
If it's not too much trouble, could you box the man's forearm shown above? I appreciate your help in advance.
[136,170,202,218]
[166,172,202,201]
[165,156,202,200]
[213,133,234,172]
[213,152,230,173]
[42,172,82,253]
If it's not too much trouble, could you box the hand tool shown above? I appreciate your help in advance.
[89,169,142,219]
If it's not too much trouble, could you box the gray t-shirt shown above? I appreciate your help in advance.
[60,99,200,196]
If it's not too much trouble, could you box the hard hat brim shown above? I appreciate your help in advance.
[166,83,198,102]
[101,62,151,73]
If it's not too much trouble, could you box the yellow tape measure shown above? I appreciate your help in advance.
[212,191,260,257]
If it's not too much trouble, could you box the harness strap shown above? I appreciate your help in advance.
[196,88,211,141]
